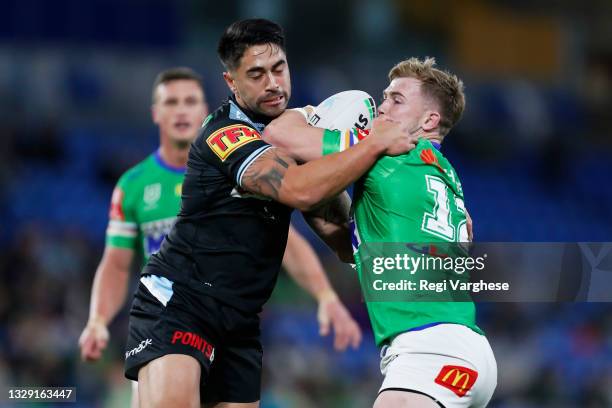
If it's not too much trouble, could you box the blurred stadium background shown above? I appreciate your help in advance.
[1,0,612,407]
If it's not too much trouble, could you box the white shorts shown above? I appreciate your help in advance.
[379,324,497,408]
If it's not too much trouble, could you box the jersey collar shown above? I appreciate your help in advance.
[431,141,442,151]
[228,95,274,128]
[154,149,186,174]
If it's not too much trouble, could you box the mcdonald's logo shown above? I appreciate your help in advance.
[434,365,478,397]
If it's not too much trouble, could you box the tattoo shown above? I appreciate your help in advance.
[241,148,295,200]
[273,154,290,169]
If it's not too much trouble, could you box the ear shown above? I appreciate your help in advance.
[422,110,441,132]
[151,103,159,125]
[223,72,235,94]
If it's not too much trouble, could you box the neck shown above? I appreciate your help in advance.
[420,132,443,145]
[233,93,253,115]
[159,140,189,168]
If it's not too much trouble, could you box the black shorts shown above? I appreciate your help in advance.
[124,279,262,403]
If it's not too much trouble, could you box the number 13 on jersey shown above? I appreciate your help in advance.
[422,175,469,242]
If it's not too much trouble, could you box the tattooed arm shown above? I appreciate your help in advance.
[240,147,362,211]
[240,117,416,211]
[242,146,352,260]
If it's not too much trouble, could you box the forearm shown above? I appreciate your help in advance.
[283,227,337,302]
[243,117,412,211]
[88,252,131,325]
[277,138,384,211]
[263,111,324,162]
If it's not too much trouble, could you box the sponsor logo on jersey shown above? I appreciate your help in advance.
[435,365,478,397]
[421,148,463,194]
[109,187,125,220]
[142,217,176,256]
[420,148,445,174]
[125,338,152,359]
[175,183,182,197]
[206,125,261,161]
[171,330,215,362]
[143,183,162,207]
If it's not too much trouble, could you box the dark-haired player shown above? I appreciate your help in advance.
[78,67,361,408]
[123,19,417,408]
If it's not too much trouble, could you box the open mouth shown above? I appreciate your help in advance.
[262,95,284,107]
[174,121,191,131]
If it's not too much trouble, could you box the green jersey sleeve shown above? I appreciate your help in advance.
[105,172,138,250]
[322,128,370,156]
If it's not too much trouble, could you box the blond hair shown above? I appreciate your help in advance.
[388,57,465,136]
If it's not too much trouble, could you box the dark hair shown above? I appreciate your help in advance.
[217,18,285,71]
[152,67,204,103]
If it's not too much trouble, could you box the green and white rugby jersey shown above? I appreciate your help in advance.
[323,129,482,345]
[106,150,184,265]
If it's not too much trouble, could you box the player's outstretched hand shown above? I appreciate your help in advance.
[318,295,362,351]
[369,117,418,156]
[79,319,109,362]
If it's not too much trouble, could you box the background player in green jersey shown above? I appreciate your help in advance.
[78,67,361,406]
[265,58,497,407]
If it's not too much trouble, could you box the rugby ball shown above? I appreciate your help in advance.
[309,90,377,131]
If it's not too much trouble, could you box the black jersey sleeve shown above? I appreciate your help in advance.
[199,119,273,186]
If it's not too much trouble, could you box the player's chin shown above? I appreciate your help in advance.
[169,133,196,145]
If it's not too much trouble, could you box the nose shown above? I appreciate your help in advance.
[176,102,189,115]
[378,99,389,115]
[266,72,280,90]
